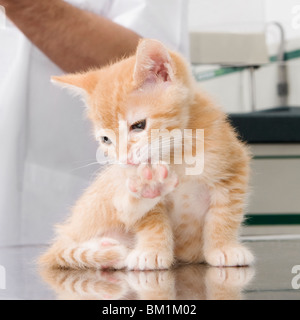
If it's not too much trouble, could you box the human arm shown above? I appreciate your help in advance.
[2,0,141,72]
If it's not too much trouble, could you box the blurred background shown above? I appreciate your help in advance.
[189,0,300,228]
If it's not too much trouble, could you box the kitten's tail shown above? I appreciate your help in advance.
[39,238,128,270]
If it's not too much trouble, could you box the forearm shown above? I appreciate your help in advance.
[3,0,141,72]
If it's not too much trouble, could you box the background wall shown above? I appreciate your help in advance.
[188,0,300,113]
[188,1,300,219]
[189,0,300,44]
[265,0,300,43]
[189,0,265,33]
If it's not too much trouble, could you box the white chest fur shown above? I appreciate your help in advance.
[167,178,211,227]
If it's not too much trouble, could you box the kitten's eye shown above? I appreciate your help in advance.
[101,136,112,145]
[130,119,146,132]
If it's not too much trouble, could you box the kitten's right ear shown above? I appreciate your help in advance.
[51,70,98,98]
[133,39,175,88]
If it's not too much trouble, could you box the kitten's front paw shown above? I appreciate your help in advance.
[126,249,174,270]
[205,244,254,267]
[127,163,178,199]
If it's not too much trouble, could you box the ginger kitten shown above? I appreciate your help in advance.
[40,39,254,270]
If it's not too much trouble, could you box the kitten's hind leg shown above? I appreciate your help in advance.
[39,237,129,270]
[203,183,254,267]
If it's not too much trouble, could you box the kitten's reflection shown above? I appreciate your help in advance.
[40,264,254,300]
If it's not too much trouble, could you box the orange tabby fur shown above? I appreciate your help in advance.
[39,39,254,270]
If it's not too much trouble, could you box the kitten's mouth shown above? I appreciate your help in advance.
[125,157,152,166]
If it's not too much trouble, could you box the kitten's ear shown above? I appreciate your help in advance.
[133,39,175,87]
[51,70,98,97]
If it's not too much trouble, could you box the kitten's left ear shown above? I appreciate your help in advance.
[133,39,175,87]
[51,70,98,98]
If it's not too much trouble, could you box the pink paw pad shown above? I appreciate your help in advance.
[157,164,168,180]
[141,185,161,199]
[127,163,178,199]
[100,238,118,247]
[143,167,153,180]
[101,242,114,247]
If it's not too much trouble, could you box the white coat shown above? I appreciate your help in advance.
[0,0,189,245]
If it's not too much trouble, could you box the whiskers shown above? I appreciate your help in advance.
[71,161,100,171]
[70,158,111,181]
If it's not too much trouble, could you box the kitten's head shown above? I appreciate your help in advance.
[52,39,195,165]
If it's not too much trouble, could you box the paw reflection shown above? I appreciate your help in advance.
[40,264,254,300]
[205,267,255,300]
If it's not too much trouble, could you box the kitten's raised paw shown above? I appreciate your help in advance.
[126,249,173,270]
[127,163,178,199]
[205,245,254,267]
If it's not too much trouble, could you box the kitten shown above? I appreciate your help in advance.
[39,39,254,270]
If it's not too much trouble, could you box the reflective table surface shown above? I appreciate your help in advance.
[1,226,300,300]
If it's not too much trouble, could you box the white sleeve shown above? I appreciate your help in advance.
[104,0,190,58]
[64,0,189,57]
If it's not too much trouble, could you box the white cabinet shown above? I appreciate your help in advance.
[248,144,300,214]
